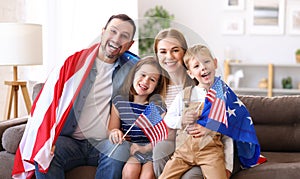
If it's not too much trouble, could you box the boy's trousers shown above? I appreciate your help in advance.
[159,132,227,179]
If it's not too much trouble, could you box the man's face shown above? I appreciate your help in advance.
[100,18,134,62]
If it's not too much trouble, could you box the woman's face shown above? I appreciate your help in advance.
[133,64,160,97]
[156,37,185,74]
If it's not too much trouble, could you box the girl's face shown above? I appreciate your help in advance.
[187,55,218,89]
[133,64,160,97]
[156,37,185,74]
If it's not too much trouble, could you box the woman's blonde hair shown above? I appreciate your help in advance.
[153,28,195,88]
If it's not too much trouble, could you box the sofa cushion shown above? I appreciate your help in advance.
[0,151,15,179]
[0,117,27,151]
[239,95,300,152]
[2,124,26,154]
[231,152,300,179]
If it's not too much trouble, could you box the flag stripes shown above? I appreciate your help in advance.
[207,89,228,127]
[12,44,99,179]
[135,103,168,146]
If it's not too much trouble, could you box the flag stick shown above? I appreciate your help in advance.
[184,102,203,132]
[108,123,135,157]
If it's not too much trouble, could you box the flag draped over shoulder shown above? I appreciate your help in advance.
[12,44,100,179]
[135,102,168,146]
[198,76,267,168]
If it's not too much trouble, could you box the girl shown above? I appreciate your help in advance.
[108,56,167,179]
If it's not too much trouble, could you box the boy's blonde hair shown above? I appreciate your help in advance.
[183,44,214,69]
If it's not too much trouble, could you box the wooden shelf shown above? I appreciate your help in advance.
[273,88,300,95]
[224,60,300,97]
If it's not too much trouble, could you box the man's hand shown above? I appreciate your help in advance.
[50,145,55,155]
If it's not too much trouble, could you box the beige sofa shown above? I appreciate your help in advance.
[1,93,300,179]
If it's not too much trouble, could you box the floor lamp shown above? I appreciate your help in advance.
[0,23,43,119]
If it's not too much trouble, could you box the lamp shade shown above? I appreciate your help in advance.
[0,23,43,66]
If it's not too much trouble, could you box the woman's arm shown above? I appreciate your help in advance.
[164,92,184,129]
[222,135,234,176]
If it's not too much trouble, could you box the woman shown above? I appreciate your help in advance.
[152,28,233,179]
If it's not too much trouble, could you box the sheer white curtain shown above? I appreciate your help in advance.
[0,0,138,118]
[42,0,139,78]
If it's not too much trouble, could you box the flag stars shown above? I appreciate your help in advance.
[248,117,253,125]
[234,99,244,107]
[227,106,236,117]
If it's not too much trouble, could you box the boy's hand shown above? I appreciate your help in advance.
[186,124,210,138]
[182,110,198,126]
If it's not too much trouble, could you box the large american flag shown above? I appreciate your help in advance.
[11,44,139,179]
[12,44,99,179]
[135,102,168,146]
[198,76,266,168]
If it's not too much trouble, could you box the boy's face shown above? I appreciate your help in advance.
[187,55,217,89]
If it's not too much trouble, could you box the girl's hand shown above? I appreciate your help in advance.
[109,129,124,144]
[182,110,198,126]
[130,143,152,155]
[186,123,210,138]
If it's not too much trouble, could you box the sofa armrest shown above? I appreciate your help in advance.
[0,117,28,151]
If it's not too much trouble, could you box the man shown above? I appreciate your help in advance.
[12,14,138,179]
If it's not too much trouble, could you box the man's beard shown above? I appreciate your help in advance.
[100,41,121,60]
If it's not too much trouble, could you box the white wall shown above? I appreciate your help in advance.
[138,0,300,65]
[44,0,139,77]
[0,0,138,119]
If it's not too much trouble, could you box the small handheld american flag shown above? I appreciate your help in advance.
[135,102,168,146]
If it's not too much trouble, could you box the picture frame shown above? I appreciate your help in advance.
[287,7,300,35]
[222,18,244,35]
[248,0,285,35]
[223,0,245,10]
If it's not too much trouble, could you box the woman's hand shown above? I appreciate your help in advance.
[109,129,124,144]
[226,169,231,179]
[186,123,211,138]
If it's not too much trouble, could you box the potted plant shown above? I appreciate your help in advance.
[138,6,174,56]
[296,49,300,63]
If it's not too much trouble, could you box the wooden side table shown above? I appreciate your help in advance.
[4,81,31,119]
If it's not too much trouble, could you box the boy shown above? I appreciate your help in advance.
[159,44,231,179]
